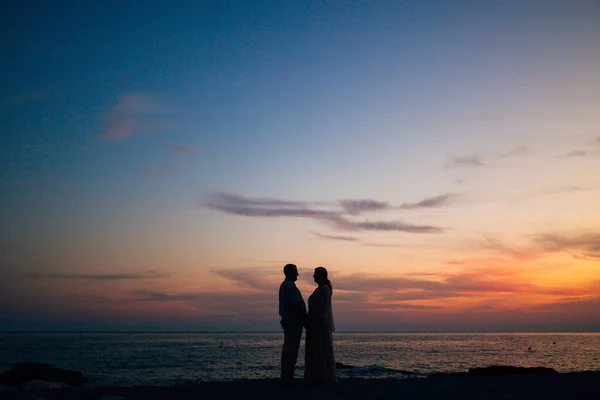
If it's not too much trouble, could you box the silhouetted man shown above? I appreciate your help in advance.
[279,263,307,385]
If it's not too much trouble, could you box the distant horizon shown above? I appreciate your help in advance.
[2,330,600,334]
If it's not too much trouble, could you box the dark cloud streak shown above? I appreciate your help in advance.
[445,146,531,169]
[446,155,487,168]
[25,271,170,280]
[399,193,459,209]
[557,150,589,159]
[339,199,389,215]
[312,232,359,242]
[534,233,600,260]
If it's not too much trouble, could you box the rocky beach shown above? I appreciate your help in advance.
[1,364,599,400]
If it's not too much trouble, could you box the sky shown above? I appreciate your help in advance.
[1,0,600,332]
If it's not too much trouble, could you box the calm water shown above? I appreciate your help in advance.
[1,332,599,387]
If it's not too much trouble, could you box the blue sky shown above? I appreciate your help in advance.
[1,0,600,331]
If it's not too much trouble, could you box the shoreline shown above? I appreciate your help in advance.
[2,371,599,400]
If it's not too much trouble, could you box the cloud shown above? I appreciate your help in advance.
[96,94,170,142]
[312,232,359,242]
[445,146,531,169]
[399,193,459,209]
[476,231,600,261]
[210,268,279,291]
[534,232,600,260]
[556,137,600,159]
[339,199,390,215]
[359,302,442,311]
[445,155,487,168]
[167,144,200,155]
[133,289,275,316]
[335,219,444,234]
[206,193,446,234]
[340,194,459,213]
[477,235,542,261]
[206,193,337,219]
[25,271,170,280]
[378,291,459,302]
[557,150,589,159]
[207,193,316,212]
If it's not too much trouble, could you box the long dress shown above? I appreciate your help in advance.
[304,285,337,384]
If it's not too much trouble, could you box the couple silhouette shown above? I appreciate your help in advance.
[278,264,337,386]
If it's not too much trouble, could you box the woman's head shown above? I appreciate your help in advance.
[313,267,332,293]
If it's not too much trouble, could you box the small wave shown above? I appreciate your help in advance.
[342,364,421,376]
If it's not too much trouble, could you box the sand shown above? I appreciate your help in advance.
[1,371,599,400]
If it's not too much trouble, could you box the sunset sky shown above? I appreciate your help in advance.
[1,0,600,332]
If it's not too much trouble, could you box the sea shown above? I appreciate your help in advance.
[1,332,599,387]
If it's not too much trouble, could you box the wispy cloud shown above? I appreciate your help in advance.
[534,232,600,260]
[206,192,447,234]
[557,150,589,159]
[339,194,459,213]
[445,155,487,168]
[206,193,337,219]
[25,271,170,280]
[167,144,200,155]
[476,231,600,261]
[557,136,600,159]
[97,94,170,142]
[312,232,359,242]
[133,289,275,316]
[399,193,459,209]
[211,268,279,291]
[477,235,542,260]
[339,199,390,215]
[207,193,314,211]
[329,218,444,234]
[445,146,531,169]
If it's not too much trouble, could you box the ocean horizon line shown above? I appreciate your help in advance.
[1,330,599,334]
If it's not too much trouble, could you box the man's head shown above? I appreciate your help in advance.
[283,263,299,281]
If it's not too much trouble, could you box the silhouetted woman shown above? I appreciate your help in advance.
[304,266,337,384]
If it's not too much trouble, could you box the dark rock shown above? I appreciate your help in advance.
[0,362,85,386]
[336,362,355,369]
[467,365,558,376]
